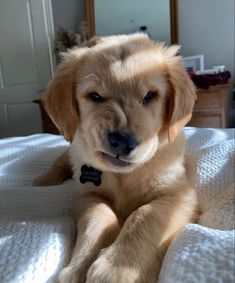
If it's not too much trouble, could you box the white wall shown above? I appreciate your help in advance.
[51,0,85,32]
[178,0,235,80]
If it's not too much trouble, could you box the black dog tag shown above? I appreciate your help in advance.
[80,165,102,187]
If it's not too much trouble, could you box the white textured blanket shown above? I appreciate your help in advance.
[0,134,77,283]
[159,127,235,283]
[0,128,234,283]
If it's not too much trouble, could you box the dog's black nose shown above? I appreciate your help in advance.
[107,131,139,156]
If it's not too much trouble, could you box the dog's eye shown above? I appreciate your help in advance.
[143,91,158,105]
[88,92,104,102]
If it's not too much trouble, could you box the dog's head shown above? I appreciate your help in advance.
[43,34,196,173]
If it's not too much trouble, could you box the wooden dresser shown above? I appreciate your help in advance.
[188,84,233,128]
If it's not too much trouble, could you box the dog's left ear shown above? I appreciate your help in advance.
[166,56,197,143]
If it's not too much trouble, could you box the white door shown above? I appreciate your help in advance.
[0,0,55,138]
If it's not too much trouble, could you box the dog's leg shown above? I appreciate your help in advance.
[33,149,72,186]
[58,194,121,283]
[86,189,197,283]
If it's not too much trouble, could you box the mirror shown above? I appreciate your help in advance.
[86,0,178,45]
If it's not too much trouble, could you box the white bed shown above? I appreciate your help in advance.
[0,127,234,283]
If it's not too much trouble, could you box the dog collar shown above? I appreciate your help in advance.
[80,164,103,187]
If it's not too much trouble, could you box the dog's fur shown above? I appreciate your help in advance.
[36,34,198,283]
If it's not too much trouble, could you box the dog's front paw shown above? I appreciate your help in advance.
[86,250,141,283]
[57,264,87,283]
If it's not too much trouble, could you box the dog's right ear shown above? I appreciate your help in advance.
[42,49,86,142]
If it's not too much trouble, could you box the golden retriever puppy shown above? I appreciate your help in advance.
[41,33,198,283]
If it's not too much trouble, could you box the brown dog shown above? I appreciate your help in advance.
[36,34,198,283]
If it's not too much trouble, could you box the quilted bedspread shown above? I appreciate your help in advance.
[0,128,234,283]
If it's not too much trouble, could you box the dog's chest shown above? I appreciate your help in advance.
[74,166,152,217]
[106,172,158,218]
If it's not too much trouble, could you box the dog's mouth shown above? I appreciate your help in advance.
[100,152,133,167]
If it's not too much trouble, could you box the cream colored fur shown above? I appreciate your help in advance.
[36,33,198,283]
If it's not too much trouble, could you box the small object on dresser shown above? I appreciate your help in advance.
[190,71,231,90]
[182,55,204,73]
